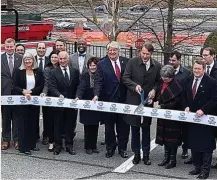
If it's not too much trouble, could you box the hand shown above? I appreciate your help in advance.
[75,97,79,100]
[25,94,31,100]
[195,109,204,117]
[92,96,98,102]
[59,95,64,99]
[153,101,161,109]
[185,107,190,113]
[22,89,32,95]
[147,99,153,105]
[40,93,46,97]
[135,85,143,94]
[148,89,155,99]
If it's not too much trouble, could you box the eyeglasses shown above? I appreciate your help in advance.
[202,54,210,57]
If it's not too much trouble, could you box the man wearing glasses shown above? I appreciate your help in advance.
[202,47,217,169]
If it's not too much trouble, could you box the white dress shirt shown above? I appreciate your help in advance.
[78,52,86,74]
[143,59,150,71]
[174,65,180,75]
[192,75,203,93]
[6,53,14,67]
[206,60,214,75]
[26,74,35,90]
[37,56,45,70]
[111,58,121,74]
[60,66,70,80]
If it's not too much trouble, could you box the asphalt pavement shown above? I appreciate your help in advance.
[2,117,217,179]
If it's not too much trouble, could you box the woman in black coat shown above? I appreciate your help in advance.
[40,50,59,152]
[154,65,183,169]
[76,57,101,154]
[13,52,44,155]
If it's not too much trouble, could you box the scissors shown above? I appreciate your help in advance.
[134,90,149,114]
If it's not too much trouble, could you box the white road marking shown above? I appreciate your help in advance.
[113,139,158,173]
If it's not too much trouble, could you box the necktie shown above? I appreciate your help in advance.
[114,61,121,81]
[206,65,211,75]
[8,55,13,75]
[39,57,43,71]
[143,62,147,71]
[64,68,70,85]
[192,78,198,99]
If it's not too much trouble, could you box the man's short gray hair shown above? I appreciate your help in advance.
[106,41,120,50]
[160,65,175,78]
[19,52,38,70]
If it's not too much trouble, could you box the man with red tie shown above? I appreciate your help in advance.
[93,41,130,158]
[182,59,217,179]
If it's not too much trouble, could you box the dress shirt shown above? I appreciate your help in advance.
[143,59,150,71]
[206,60,214,75]
[174,65,180,75]
[6,53,14,67]
[37,56,45,70]
[78,52,86,74]
[60,66,70,80]
[192,75,203,93]
[110,58,121,74]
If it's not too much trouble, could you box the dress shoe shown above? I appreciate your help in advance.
[86,149,93,155]
[14,141,19,150]
[143,153,151,165]
[42,137,49,145]
[211,163,217,169]
[48,143,54,152]
[189,169,201,175]
[66,147,76,155]
[32,147,40,151]
[53,148,61,155]
[1,142,10,150]
[24,151,32,155]
[92,149,99,153]
[119,151,128,158]
[132,153,141,165]
[105,150,115,158]
[196,172,209,179]
[181,149,188,159]
[184,157,192,164]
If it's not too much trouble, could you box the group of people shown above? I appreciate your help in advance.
[1,37,217,179]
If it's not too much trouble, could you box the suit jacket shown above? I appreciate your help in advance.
[49,66,79,99]
[183,74,217,152]
[42,66,55,95]
[174,66,191,86]
[122,57,161,126]
[69,52,93,74]
[35,56,50,71]
[12,68,44,95]
[1,52,22,95]
[94,56,129,103]
[209,60,217,81]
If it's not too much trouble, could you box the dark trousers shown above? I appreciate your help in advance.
[1,105,18,142]
[42,106,50,139]
[53,108,77,148]
[45,107,54,143]
[84,125,99,150]
[18,105,39,152]
[181,122,188,151]
[131,125,150,153]
[192,150,212,174]
[105,113,130,152]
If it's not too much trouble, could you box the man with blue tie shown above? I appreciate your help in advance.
[93,41,130,158]
[1,38,22,150]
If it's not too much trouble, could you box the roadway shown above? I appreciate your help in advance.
[2,117,217,179]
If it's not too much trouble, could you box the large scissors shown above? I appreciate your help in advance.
[134,90,149,114]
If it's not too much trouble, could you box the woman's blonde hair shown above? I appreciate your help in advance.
[19,52,38,70]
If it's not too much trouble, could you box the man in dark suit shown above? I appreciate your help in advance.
[123,43,161,165]
[169,51,191,160]
[35,42,50,145]
[202,47,217,169]
[183,59,217,179]
[93,41,130,158]
[55,39,67,52]
[1,38,22,150]
[50,51,79,155]
[69,38,93,75]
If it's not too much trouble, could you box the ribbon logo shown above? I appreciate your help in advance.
[32,97,39,104]
[110,104,117,112]
[70,99,78,107]
[7,96,14,104]
[208,116,216,125]
[123,105,131,113]
[151,108,159,117]
[164,110,172,118]
[83,100,91,109]
[178,112,187,121]
[45,97,52,105]
[97,102,104,110]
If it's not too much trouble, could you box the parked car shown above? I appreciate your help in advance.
[54,22,93,31]
[128,5,149,14]
[94,5,105,13]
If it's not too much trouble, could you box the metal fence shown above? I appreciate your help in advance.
[66,42,199,68]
